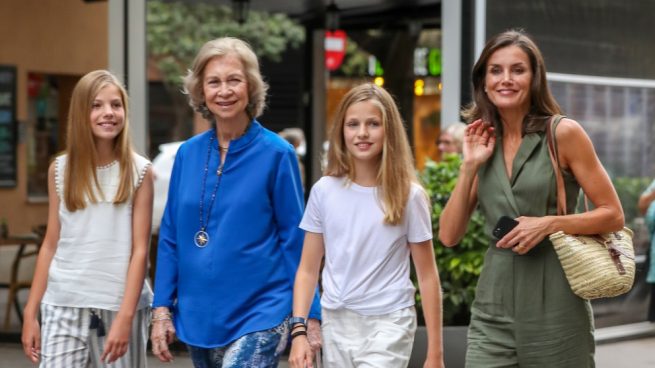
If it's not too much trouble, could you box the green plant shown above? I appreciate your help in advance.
[146,0,305,140]
[417,155,487,326]
[611,176,651,227]
[147,1,304,87]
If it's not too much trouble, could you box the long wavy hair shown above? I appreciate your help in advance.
[462,29,562,134]
[325,83,419,225]
[63,70,135,211]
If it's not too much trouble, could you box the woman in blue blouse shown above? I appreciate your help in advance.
[150,37,321,367]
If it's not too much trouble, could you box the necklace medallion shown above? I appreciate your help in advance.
[194,230,210,248]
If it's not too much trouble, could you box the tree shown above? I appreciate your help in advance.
[147,0,305,140]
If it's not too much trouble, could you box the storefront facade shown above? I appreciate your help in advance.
[0,0,108,233]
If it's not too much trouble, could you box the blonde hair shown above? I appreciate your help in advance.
[183,37,268,121]
[63,70,135,211]
[325,83,419,225]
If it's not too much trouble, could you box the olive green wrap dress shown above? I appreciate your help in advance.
[465,123,595,367]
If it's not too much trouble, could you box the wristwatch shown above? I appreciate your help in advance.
[288,316,306,328]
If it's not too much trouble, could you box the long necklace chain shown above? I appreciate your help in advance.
[195,131,224,248]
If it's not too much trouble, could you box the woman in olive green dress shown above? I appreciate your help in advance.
[439,30,624,367]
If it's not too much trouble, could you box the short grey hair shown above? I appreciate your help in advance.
[183,37,268,121]
[443,122,467,152]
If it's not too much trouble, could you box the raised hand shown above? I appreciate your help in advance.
[462,119,496,167]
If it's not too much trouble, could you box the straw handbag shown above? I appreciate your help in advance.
[546,115,635,300]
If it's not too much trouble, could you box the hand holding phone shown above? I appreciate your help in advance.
[493,216,518,239]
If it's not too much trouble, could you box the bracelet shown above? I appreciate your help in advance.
[291,324,306,331]
[288,316,306,329]
[151,314,172,323]
[290,330,307,340]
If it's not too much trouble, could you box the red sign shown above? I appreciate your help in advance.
[325,30,347,71]
[28,73,43,98]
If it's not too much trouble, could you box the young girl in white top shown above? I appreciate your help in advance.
[289,83,444,368]
[21,70,153,368]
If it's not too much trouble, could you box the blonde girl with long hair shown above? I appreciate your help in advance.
[289,83,444,368]
[21,70,154,367]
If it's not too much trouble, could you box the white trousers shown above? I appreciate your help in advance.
[39,304,149,368]
[321,306,417,368]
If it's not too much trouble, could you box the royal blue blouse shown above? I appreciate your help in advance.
[153,120,321,347]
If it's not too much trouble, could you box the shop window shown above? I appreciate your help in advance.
[26,73,74,201]
[550,76,655,327]
[551,77,655,228]
[550,79,655,178]
[325,29,442,171]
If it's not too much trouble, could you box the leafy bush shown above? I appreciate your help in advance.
[417,155,487,326]
[612,176,651,227]
[148,1,305,87]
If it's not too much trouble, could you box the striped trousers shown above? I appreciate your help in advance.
[40,304,149,368]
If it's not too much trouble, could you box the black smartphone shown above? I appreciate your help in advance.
[493,216,518,239]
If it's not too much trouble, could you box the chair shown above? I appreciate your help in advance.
[1,229,41,330]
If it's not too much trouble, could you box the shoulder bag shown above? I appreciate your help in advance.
[546,115,635,299]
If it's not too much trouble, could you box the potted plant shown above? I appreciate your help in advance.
[410,155,488,368]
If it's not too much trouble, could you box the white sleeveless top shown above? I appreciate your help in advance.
[42,153,153,311]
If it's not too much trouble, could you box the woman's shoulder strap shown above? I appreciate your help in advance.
[551,114,566,132]
[548,115,566,156]
[545,115,568,215]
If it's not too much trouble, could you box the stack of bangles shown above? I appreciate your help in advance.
[151,312,172,324]
[290,320,307,340]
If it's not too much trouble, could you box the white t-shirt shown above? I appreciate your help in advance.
[300,176,432,315]
[42,153,153,311]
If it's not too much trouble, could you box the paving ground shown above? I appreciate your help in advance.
[595,337,655,367]
[1,337,654,368]
[0,343,292,367]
